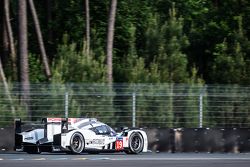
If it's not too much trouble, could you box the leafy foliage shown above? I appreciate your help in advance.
[1,0,249,84]
[52,35,107,83]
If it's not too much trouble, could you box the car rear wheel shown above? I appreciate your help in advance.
[126,132,144,154]
[69,132,85,154]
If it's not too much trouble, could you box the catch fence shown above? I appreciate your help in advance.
[0,83,249,128]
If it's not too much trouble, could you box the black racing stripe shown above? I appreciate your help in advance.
[104,144,110,150]
[112,142,116,149]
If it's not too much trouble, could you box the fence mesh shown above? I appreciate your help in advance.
[0,83,249,128]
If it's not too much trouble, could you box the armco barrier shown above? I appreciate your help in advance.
[0,127,14,152]
[0,127,250,153]
[174,128,224,152]
[238,128,250,152]
[146,128,174,152]
[146,128,250,153]
[222,128,250,153]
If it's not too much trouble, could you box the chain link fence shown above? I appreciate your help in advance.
[0,83,249,128]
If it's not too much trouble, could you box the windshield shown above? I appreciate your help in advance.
[106,125,116,136]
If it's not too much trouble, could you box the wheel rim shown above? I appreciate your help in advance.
[73,136,81,150]
[131,135,142,151]
[71,134,84,153]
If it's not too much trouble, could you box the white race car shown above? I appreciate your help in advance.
[14,118,148,154]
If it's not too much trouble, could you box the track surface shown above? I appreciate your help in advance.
[0,152,250,167]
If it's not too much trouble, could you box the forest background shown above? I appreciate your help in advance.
[0,0,250,127]
[1,0,249,84]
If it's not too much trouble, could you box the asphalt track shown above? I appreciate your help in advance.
[0,152,250,167]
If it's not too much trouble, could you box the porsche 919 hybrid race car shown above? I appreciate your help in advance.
[14,118,148,154]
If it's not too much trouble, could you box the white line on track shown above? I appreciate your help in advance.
[72,158,87,160]
[111,157,250,161]
[89,158,111,160]
[50,158,68,160]
[9,158,24,161]
[32,158,46,160]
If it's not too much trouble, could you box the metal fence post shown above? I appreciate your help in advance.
[199,93,203,128]
[132,92,136,127]
[65,92,69,118]
[199,85,207,128]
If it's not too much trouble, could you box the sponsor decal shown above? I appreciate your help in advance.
[47,118,62,122]
[90,139,105,145]
[108,137,116,141]
[116,137,123,141]
[68,118,77,123]
[116,137,123,150]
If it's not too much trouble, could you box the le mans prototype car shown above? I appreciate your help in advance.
[14,118,148,154]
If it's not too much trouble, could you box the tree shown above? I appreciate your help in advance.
[0,0,16,119]
[3,0,17,80]
[1,0,9,67]
[210,16,249,84]
[85,0,90,55]
[211,40,246,84]
[52,35,107,83]
[46,0,53,46]
[28,0,51,80]
[142,4,190,127]
[18,0,31,119]
[145,5,189,83]
[0,54,16,117]
[107,0,117,85]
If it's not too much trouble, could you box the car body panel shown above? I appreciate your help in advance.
[14,118,148,154]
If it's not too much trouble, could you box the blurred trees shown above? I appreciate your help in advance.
[0,0,249,85]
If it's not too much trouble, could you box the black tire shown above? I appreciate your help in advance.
[126,132,144,154]
[69,132,85,154]
[24,146,41,154]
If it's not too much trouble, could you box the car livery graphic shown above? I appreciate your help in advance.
[14,118,148,154]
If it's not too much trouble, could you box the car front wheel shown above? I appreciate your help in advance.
[126,132,144,154]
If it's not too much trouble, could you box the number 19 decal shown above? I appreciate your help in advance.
[116,140,123,150]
